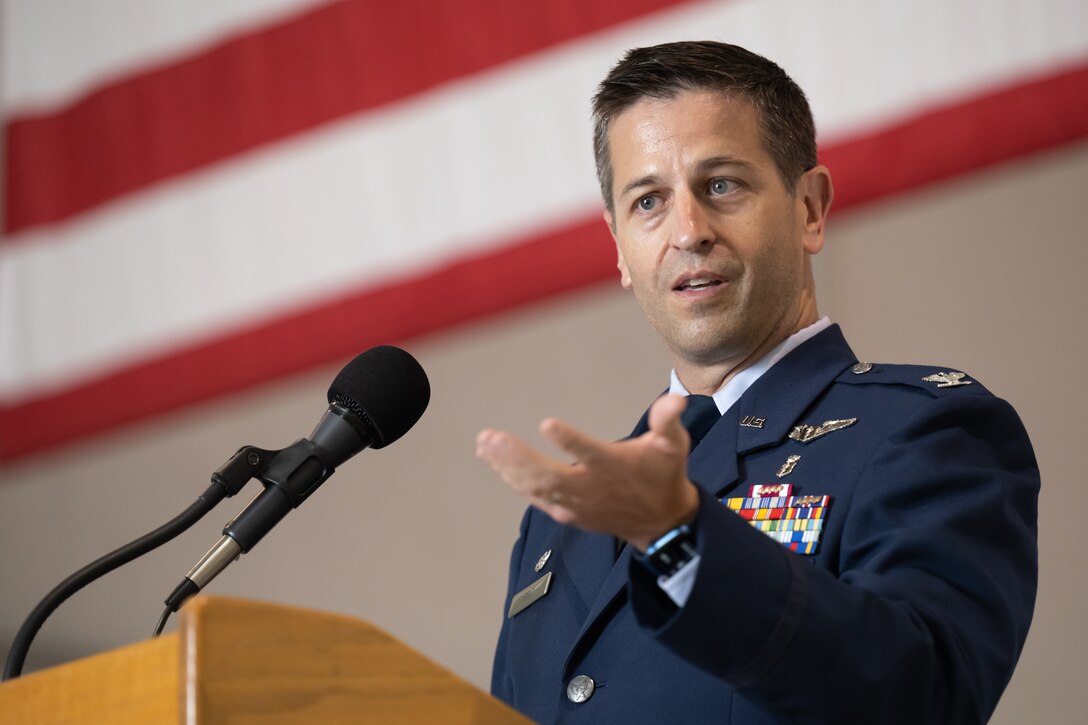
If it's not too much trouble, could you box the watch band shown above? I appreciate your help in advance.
[636,523,698,579]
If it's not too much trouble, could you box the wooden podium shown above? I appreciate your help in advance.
[0,595,530,724]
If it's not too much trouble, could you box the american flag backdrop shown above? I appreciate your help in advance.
[3,0,1087,464]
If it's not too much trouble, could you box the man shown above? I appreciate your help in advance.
[476,41,1038,724]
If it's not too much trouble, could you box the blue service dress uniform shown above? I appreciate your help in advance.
[491,325,1039,724]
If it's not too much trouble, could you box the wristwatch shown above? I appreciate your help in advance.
[636,523,698,579]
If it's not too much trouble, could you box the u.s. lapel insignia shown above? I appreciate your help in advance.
[739,415,766,429]
[722,487,830,555]
[776,455,801,478]
[534,549,552,572]
[507,571,553,618]
[922,371,973,388]
[789,418,857,444]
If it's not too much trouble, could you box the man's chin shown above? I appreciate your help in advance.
[662,330,750,368]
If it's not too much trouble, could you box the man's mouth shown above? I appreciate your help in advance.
[675,277,724,291]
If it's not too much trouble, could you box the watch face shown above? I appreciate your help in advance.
[643,525,696,578]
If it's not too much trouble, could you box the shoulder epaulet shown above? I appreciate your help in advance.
[836,361,991,396]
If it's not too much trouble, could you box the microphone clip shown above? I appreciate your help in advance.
[211,445,280,497]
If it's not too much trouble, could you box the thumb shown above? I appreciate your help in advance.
[647,394,689,451]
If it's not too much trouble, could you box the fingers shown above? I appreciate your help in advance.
[476,428,568,500]
[476,425,591,525]
[536,398,687,465]
[477,407,698,539]
[476,429,544,480]
[538,417,607,464]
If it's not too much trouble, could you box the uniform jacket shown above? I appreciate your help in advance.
[491,325,1039,724]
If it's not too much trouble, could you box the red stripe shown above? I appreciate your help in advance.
[2,63,1086,463]
[823,64,1088,208]
[0,216,618,461]
[3,0,689,237]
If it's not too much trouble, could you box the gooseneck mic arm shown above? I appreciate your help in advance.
[2,445,273,681]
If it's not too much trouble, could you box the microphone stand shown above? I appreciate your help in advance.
[1,445,275,681]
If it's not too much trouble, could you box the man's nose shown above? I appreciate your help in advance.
[672,191,714,251]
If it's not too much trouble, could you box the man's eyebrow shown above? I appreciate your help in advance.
[618,174,663,200]
[698,155,756,173]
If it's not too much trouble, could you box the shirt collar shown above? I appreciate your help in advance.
[668,317,832,414]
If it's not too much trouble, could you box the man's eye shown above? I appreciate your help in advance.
[709,178,734,195]
[637,195,657,211]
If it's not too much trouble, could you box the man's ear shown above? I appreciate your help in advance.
[603,209,632,289]
[798,165,834,255]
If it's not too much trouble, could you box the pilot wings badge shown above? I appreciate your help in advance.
[922,371,973,388]
[788,418,857,444]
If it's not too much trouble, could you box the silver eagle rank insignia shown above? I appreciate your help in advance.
[922,371,973,388]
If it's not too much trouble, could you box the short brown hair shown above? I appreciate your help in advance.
[592,41,818,215]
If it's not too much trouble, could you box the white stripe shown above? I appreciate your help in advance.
[793,0,1088,141]
[1,0,330,114]
[0,42,608,400]
[3,0,1087,401]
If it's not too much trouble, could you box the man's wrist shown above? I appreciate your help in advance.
[630,482,700,551]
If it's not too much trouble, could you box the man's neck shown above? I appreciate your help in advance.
[673,313,827,396]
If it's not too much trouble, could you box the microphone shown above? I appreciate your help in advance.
[163,345,429,613]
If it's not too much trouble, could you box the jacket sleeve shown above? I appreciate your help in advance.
[629,393,1039,724]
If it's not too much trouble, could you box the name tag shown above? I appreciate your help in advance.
[507,572,553,618]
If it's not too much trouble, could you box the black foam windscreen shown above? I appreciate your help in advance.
[327,346,430,449]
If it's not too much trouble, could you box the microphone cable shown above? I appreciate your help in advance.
[3,481,228,680]
[2,443,271,680]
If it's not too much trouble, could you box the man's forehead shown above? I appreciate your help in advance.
[607,91,767,178]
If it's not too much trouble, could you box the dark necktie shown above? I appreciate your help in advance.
[626,393,722,450]
[681,394,721,450]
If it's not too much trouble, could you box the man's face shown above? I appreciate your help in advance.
[604,90,829,372]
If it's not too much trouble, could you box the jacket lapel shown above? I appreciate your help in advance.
[696,324,858,498]
[562,542,635,674]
